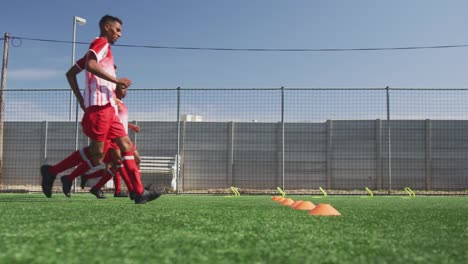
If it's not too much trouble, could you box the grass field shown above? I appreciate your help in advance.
[0,193,466,264]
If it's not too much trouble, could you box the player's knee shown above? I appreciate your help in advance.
[109,162,118,170]
[93,150,105,164]
[121,139,131,152]
[89,141,106,163]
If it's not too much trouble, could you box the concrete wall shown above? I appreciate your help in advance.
[1,120,467,191]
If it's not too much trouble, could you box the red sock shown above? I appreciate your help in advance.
[49,147,91,175]
[122,151,144,195]
[118,163,134,193]
[66,159,100,181]
[93,168,115,190]
[85,169,105,180]
[113,171,121,193]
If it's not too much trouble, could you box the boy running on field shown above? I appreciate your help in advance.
[82,83,141,199]
[40,15,161,204]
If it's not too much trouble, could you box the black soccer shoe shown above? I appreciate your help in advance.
[114,192,128,198]
[129,192,135,200]
[134,189,163,204]
[90,188,106,199]
[80,174,87,189]
[40,165,56,198]
[61,176,73,198]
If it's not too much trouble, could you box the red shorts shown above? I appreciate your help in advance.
[82,103,127,142]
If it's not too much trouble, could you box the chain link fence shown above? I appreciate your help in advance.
[0,87,467,194]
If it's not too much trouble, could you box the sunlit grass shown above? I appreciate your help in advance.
[0,194,466,263]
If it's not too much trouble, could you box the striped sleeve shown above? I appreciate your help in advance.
[88,37,109,63]
[75,55,86,70]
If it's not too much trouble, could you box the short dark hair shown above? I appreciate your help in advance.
[99,15,123,29]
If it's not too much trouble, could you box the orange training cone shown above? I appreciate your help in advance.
[289,200,303,209]
[281,198,294,206]
[308,204,341,216]
[272,196,283,201]
[294,201,316,210]
[276,197,286,203]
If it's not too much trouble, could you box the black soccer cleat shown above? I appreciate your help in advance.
[80,174,87,189]
[60,176,73,198]
[114,192,128,198]
[134,189,163,204]
[90,188,106,199]
[40,165,56,198]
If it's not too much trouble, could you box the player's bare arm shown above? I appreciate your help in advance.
[128,123,140,133]
[66,65,86,111]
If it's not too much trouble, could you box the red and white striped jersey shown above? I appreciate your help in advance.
[77,37,116,108]
[116,99,129,134]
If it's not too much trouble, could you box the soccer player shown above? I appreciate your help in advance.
[82,83,141,199]
[40,15,161,204]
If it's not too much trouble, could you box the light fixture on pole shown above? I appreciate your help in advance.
[70,16,86,121]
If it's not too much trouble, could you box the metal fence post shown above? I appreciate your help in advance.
[227,121,234,188]
[176,87,181,194]
[386,86,392,194]
[73,98,80,193]
[133,120,138,146]
[281,86,285,190]
[375,119,382,190]
[0,33,10,181]
[326,120,333,189]
[43,121,48,163]
[425,119,432,191]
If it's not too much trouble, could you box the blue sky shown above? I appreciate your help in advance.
[2,0,468,89]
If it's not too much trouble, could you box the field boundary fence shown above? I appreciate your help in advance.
[0,87,468,195]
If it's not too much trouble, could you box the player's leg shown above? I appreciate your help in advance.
[123,146,140,199]
[81,167,105,180]
[108,116,162,204]
[114,136,144,194]
[46,146,92,175]
[109,148,128,197]
[89,164,115,199]
[87,147,118,198]
[60,140,106,197]
[117,164,134,199]
[133,147,141,167]
[40,146,93,198]
[80,147,111,189]
[80,168,103,189]
[60,105,114,197]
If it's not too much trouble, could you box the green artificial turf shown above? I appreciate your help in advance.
[0,193,466,264]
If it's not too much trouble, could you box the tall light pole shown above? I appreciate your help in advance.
[70,16,86,121]
[0,33,10,182]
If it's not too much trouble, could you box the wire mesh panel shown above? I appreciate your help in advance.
[5,89,73,121]
[124,89,178,189]
[284,89,387,191]
[389,89,468,191]
[1,87,468,193]
[179,89,281,191]
[0,89,87,192]
[123,89,177,122]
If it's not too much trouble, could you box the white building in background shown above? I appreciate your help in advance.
[182,114,203,122]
